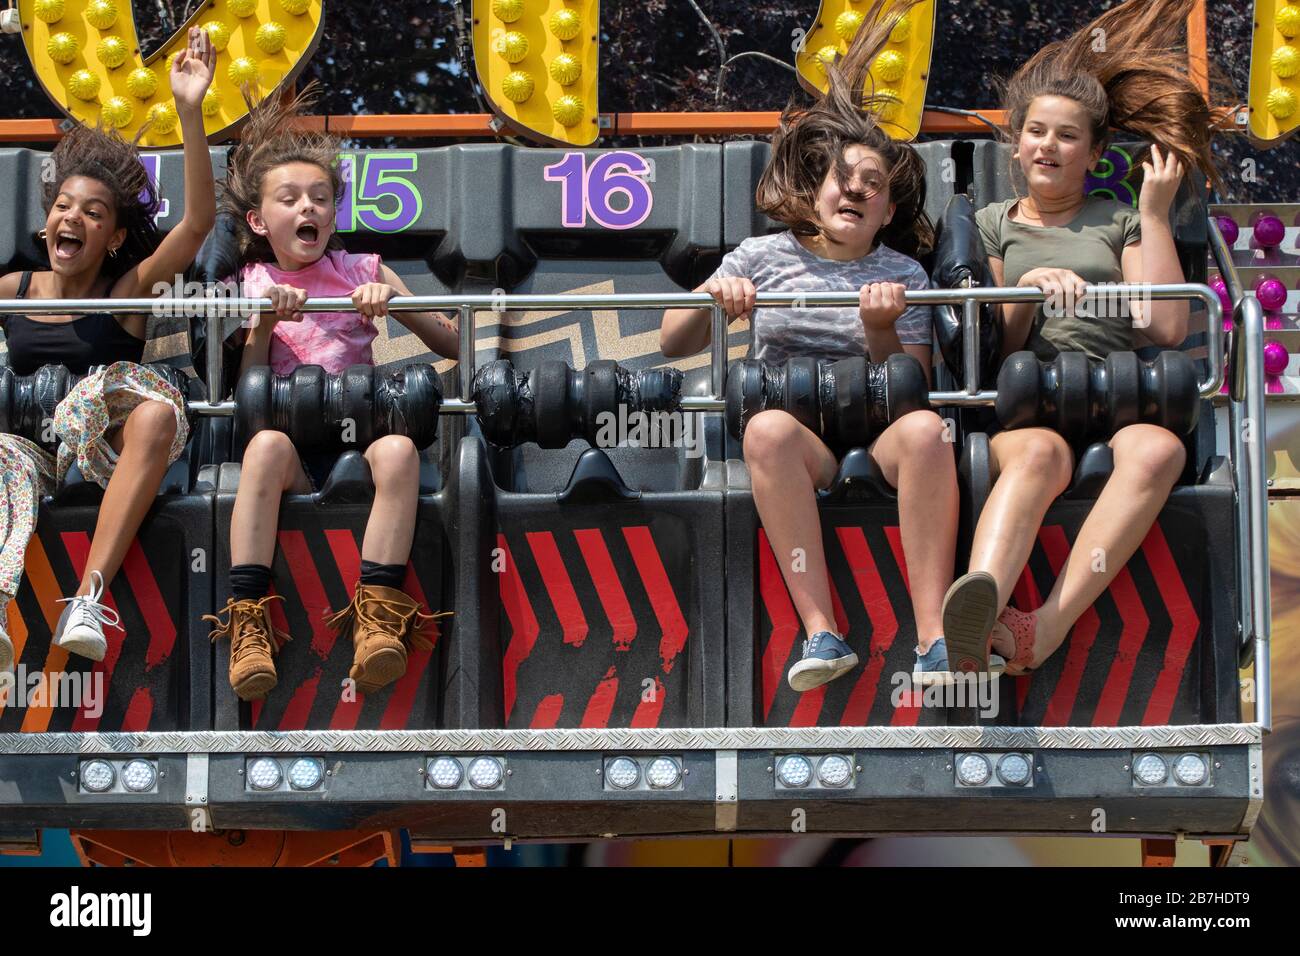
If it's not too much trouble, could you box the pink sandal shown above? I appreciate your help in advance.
[997,606,1040,676]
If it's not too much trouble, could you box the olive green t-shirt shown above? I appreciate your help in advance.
[976,196,1142,362]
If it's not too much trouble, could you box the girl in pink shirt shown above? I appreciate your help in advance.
[206,87,458,702]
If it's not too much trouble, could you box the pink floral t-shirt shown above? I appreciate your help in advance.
[239,250,382,375]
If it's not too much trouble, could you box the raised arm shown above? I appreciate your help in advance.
[1125,145,1189,347]
[112,28,217,299]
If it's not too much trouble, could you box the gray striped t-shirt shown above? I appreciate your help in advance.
[712,230,933,365]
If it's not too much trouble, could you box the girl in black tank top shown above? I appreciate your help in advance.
[1,271,144,375]
[0,28,217,675]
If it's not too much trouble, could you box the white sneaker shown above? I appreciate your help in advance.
[54,570,120,662]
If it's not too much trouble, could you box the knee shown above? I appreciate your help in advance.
[243,430,296,473]
[126,401,177,450]
[891,410,953,460]
[742,411,801,468]
[1012,431,1074,491]
[368,435,419,486]
[1115,427,1186,487]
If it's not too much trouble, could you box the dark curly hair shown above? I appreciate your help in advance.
[41,123,161,280]
[756,0,933,259]
[219,82,344,266]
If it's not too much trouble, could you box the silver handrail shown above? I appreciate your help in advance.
[1208,216,1270,732]
[0,280,1223,411]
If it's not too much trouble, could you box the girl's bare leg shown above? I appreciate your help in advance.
[361,435,420,564]
[230,430,311,567]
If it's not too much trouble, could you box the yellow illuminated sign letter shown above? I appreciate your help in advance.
[14,0,325,147]
[472,0,600,147]
[795,0,936,142]
[1249,0,1300,145]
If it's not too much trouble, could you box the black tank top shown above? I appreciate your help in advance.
[1,271,146,376]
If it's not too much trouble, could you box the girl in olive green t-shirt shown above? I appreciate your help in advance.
[939,0,1221,679]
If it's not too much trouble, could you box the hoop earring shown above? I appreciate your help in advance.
[37,229,47,240]
[109,247,118,258]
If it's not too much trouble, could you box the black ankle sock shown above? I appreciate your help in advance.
[230,564,273,601]
[359,560,406,589]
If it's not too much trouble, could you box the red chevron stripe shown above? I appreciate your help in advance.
[623,526,688,674]
[1041,526,1099,727]
[64,532,123,733]
[631,676,666,727]
[580,666,619,728]
[530,693,565,728]
[1091,567,1149,726]
[118,540,176,672]
[527,531,588,648]
[788,577,849,727]
[1010,547,1044,716]
[121,687,153,732]
[882,526,921,725]
[380,563,438,730]
[278,669,322,730]
[883,526,911,593]
[573,528,637,651]
[1139,524,1198,726]
[279,531,338,660]
[499,534,540,722]
[757,530,800,720]
[834,527,900,726]
[326,530,364,730]
[250,699,263,728]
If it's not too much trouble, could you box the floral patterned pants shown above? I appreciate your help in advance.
[0,362,188,621]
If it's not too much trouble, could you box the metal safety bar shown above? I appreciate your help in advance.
[1208,218,1271,732]
[0,281,1222,413]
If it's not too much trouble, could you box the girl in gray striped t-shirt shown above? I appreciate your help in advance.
[661,3,999,694]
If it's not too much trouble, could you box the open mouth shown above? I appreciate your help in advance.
[295,222,320,244]
[837,206,864,220]
[54,232,84,259]
[1034,158,1060,168]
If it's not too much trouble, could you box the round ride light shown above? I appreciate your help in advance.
[606,757,640,790]
[776,755,813,788]
[47,32,80,65]
[35,0,65,25]
[1132,753,1168,786]
[147,103,179,134]
[498,31,529,64]
[247,757,283,791]
[228,57,260,87]
[202,88,222,116]
[100,96,134,128]
[646,757,682,789]
[835,11,864,40]
[492,0,524,23]
[280,0,312,14]
[956,753,991,787]
[549,53,581,86]
[816,755,852,788]
[68,70,101,101]
[121,759,157,793]
[126,67,159,100]
[552,94,585,127]
[501,71,534,103]
[889,13,911,43]
[80,760,116,793]
[288,758,324,791]
[1172,754,1208,787]
[995,753,1032,787]
[468,757,504,790]
[229,0,258,18]
[874,50,906,82]
[256,22,288,55]
[813,45,838,73]
[98,36,129,69]
[427,757,463,790]
[550,8,582,41]
[1279,5,1300,38]
[1267,86,1298,120]
[86,0,118,30]
[203,21,232,52]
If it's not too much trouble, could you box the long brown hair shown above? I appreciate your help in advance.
[219,82,344,265]
[1002,0,1228,190]
[42,124,161,280]
[756,0,933,259]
